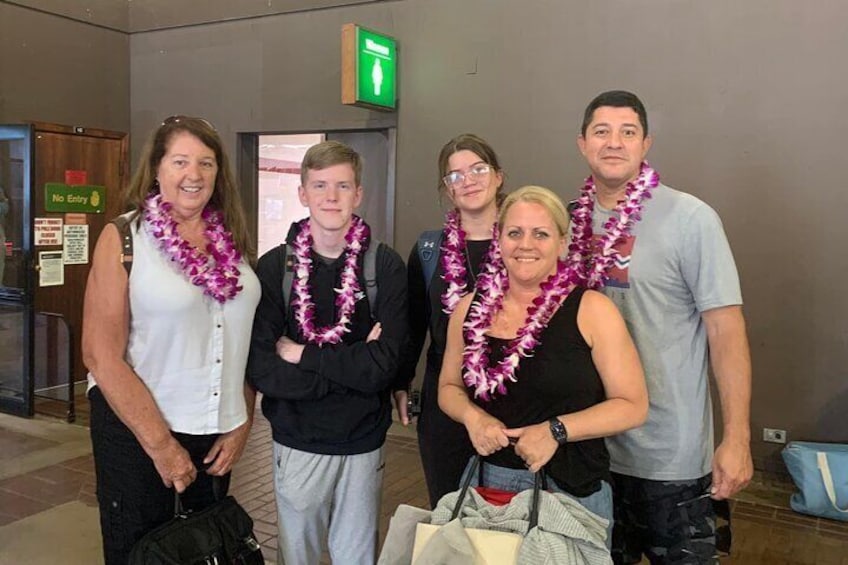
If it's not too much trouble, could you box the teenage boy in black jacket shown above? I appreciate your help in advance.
[247,141,408,565]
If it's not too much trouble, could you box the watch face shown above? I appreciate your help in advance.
[549,418,568,444]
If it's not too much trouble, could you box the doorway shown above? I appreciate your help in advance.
[256,133,321,257]
[0,122,127,420]
[241,128,396,256]
[0,125,34,417]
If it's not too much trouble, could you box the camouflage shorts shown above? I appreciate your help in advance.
[610,472,730,564]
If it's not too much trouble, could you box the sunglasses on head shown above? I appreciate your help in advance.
[161,115,216,131]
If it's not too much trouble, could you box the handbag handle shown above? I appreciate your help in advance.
[816,451,848,513]
[529,471,543,530]
[450,455,480,520]
[173,491,186,517]
[450,455,546,530]
[172,474,228,518]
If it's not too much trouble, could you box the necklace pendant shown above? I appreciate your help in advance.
[439,210,500,315]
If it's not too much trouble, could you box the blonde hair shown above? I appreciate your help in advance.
[301,140,362,186]
[498,185,569,236]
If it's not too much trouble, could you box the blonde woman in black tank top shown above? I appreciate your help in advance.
[438,186,648,543]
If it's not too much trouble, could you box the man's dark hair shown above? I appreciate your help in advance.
[580,90,648,137]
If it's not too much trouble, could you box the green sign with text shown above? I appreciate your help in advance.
[356,27,397,110]
[45,183,105,213]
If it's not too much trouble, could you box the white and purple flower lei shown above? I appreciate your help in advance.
[290,215,369,346]
[144,192,243,304]
[460,163,657,400]
[439,209,500,314]
[462,258,582,401]
[567,161,659,289]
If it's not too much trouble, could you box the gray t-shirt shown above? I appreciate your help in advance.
[592,184,742,481]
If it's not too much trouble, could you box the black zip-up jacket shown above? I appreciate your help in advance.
[247,221,408,455]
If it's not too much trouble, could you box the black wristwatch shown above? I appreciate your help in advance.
[549,417,568,445]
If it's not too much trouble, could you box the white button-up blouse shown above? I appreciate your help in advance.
[88,217,260,435]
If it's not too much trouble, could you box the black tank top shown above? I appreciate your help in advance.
[466,286,610,497]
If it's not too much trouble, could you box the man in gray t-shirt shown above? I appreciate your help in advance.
[573,91,752,564]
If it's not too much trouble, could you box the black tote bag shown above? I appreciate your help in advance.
[128,491,263,565]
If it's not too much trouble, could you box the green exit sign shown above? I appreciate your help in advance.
[342,23,397,111]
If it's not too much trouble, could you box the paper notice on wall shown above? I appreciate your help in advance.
[63,224,89,264]
[38,251,64,287]
[34,217,64,246]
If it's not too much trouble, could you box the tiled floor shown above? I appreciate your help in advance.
[1,406,848,564]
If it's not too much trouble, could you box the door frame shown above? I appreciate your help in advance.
[0,124,35,417]
[0,121,128,419]
[236,127,398,249]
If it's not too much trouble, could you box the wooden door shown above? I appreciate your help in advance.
[31,122,128,385]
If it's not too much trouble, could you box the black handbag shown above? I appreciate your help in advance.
[128,489,263,565]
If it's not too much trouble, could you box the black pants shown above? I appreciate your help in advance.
[89,386,229,564]
[416,371,475,507]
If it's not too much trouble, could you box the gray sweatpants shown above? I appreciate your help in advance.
[273,442,385,565]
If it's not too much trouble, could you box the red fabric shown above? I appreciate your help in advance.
[474,486,518,506]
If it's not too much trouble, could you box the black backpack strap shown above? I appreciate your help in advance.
[283,240,380,321]
[281,243,293,309]
[417,229,443,292]
[363,240,380,321]
[110,211,138,276]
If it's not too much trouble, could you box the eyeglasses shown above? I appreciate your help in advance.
[161,115,216,131]
[443,163,493,189]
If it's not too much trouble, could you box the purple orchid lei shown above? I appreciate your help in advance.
[144,192,243,304]
[566,161,659,289]
[460,162,658,400]
[290,215,369,346]
[439,209,500,315]
[462,257,583,401]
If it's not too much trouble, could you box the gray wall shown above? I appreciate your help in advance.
[127,0,848,472]
[6,0,846,473]
[0,2,129,132]
[128,5,398,165]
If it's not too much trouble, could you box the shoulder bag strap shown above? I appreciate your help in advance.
[417,230,443,292]
[110,211,138,276]
[817,451,848,512]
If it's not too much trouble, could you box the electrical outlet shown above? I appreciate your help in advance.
[763,428,787,444]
